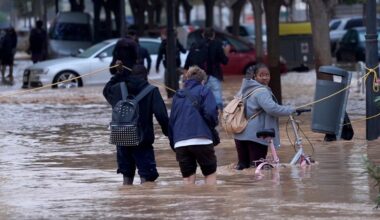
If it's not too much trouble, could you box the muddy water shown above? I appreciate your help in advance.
[1,73,380,219]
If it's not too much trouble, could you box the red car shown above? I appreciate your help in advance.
[186,29,287,75]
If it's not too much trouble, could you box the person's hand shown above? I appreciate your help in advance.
[115,60,123,74]
[223,44,231,55]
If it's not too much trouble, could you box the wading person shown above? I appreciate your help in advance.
[1,27,17,84]
[233,63,296,170]
[109,37,138,76]
[156,29,186,99]
[103,64,169,185]
[169,66,219,185]
[29,20,47,63]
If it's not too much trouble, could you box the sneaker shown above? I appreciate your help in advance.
[234,163,248,170]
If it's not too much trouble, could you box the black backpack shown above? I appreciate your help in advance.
[186,41,209,71]
[109,82,155,146]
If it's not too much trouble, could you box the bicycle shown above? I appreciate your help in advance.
[254,108,313,176]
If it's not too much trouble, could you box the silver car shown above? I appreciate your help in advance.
[22,38,187,89]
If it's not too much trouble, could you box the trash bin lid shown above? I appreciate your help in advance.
[319,66,348,77]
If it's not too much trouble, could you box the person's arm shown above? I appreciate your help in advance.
[144,48,152,72]
[177,40,186,53]
[156,43,164,72]
[255,90,295,117]
[152,87,169,136]
[216,41,229,65]
[200,88,219,128]
[103,73,125,106]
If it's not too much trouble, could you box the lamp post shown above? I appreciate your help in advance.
[365,0,380,140]
[166,0,176,97]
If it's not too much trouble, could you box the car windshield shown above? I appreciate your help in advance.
[76,41,111,58]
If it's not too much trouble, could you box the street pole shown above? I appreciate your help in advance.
[166,0,176,96]
[119,0,126,37]
[365,0,380,140]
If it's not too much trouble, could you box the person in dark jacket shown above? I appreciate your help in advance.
[156,29,186,98]
[109,36,138,76]
[169,66,219,185]
[1,27,17,84]
[203,28,230,111]
[103,64,169,185]
[128,30,152,72]
[29,20,47,63]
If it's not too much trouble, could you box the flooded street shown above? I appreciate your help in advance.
[1,71,380,219]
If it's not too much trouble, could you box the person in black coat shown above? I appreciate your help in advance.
[103,64,169,185]
[29,20,47,64]
[127,30,152,72]
[1,27,17,84]
[156,29,186,98]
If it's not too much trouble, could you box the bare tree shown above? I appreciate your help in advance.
[307,0,338,80]
[203,0,216,27]
[249,0,264,61]
[69,0,85,12]
[263,0,283,103]
[230,0,246,36]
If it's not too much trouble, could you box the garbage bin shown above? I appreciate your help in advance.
[311,66,352,138]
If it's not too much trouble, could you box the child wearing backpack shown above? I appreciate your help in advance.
[103,64,169,185]
[233,63,296,170]
[169,66,219,185]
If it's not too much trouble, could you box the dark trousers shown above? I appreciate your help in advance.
[116,145,159,182]
[234,139,268,168]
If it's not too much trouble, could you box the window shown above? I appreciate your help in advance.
[140,41,160,55]
[345,19,363,29]
[49,22,92,41]
[76,41,110,58]
[329,21,341,31]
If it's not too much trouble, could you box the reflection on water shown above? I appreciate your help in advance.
[1,76,380,219]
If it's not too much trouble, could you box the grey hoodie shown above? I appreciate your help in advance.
[234,79,295,147]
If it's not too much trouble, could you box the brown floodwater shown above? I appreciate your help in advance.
[0,73,379,219]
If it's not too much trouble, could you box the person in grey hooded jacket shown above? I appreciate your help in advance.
[233,63,296,170]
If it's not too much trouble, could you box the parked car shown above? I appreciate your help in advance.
[225,24,267,45]
[329,16,380,55]
[187,29,287,75]
[22,38,187,89]
[335,27,380,62]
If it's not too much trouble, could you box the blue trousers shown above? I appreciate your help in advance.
[205,75,223,110]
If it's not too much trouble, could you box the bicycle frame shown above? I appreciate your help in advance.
[255,112,312,176]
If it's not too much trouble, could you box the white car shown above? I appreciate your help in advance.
[22,38,187,89]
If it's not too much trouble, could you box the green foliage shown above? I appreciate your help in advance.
[363,156,380,208]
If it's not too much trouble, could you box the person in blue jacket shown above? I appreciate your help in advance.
[169,66,219,185]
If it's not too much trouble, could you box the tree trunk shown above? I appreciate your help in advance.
[203,0,215,28]
[263,0,282,104]
[307,0,337,80]
[181,0,193,25]
[92,0,105,42]
[231,0,246,36]
[69,0,85,12]
[249,0,264,62]
[129,0,148,36]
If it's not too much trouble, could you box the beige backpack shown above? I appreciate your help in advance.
[220,87,265,134]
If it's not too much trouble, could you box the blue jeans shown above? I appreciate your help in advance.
[205,75,223,110]
[116,145,159,181]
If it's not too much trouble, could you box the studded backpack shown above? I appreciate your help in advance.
[109,82,155,146]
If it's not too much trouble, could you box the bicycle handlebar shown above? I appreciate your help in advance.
[295,108,311,116]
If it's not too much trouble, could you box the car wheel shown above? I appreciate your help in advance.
[52,71,83,89]
[244,64,256,76]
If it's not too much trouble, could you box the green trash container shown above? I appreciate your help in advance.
[311,66,352,138]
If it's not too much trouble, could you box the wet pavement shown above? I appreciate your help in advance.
[1,69,380,219]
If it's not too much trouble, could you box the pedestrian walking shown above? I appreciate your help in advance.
[128,30,152,73]
[156,29,186,99]
[185,28,230,111]
[1,27,17,84]
[233,63,296,170]
[103,64,169,185]
[29,20,48,63]
[169,66,219,185]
